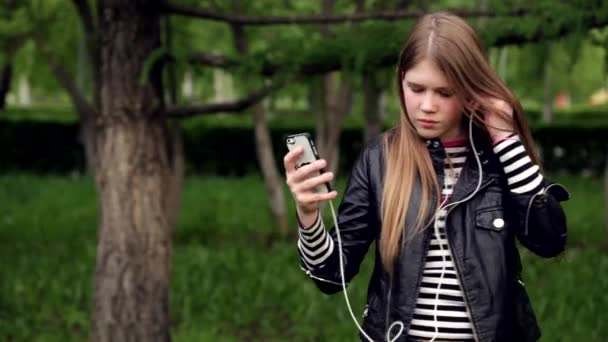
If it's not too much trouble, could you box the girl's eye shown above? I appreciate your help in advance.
[438,91,453,98]
[410,87,423,93]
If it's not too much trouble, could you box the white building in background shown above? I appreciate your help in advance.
[590,88,608,105]
[6,75,32,107]
[18,75,31,106]
[212,69,235,102]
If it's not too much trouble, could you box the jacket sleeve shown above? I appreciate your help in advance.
[296,143,377,294]
[493,134,570,258]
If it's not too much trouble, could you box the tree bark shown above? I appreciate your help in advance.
[362,71,382,143]
[163,16,185,232]
[91,1,172,341]
[252,103,289,236]
[497,47,508,82]
[316,0,354,176]
[231,1,289,236]
[318,72,352,176]
[41,45,98,173]
[0,62,12,111]
[312,76,327,159]
[166,81,281,118]
[604,149,608,246]
[72,0,101,108]
[542,64,554,123]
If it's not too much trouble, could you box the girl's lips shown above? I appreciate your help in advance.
[418,119,438,128]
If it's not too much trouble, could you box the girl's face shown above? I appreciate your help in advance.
[402,59,465,141]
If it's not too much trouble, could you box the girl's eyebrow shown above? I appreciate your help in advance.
[405,81,453,92]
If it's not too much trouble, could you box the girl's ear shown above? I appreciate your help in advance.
[465,97,480,112]
[463,99,481,118]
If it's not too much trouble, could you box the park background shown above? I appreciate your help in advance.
[1,0,607,341]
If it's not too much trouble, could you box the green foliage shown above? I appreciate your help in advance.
[0,174,605,341]
[0,0,82,105]
[504,38,606,103]
[0,2,30,39]
[1,0,607,118]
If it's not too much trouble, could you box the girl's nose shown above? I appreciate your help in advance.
[421,92,436,113]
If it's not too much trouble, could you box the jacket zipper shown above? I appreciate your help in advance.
[442,178,494,342]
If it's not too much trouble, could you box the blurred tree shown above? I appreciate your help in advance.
[315,0,355,177]
[0,1,30,110]
[229,0,289,236]
[0,62,12,110]
[90,1,176,341]
[605,147,608,242]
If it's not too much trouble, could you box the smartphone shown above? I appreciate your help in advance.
[285,133,332,194]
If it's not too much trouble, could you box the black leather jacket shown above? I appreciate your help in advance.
[301,131,570,342]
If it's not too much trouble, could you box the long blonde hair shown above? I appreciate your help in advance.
[380,12,540,273]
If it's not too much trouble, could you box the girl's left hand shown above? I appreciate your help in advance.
[485,98,514,142]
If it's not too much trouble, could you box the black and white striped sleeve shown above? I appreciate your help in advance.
[493,134,544,195]
[297,212,334,270]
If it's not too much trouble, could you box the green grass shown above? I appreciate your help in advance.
[0,173,606,341]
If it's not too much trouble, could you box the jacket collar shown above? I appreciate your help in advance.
[423,126,503,203]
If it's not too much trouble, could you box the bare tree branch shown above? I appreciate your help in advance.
[49,58,97,119]
[0,62,13,110]
[71,0,96,37]
[166,81,283,118]
[35,37,96,119]
[187,52,238,68]
[184,51,279,74]
[70,0,100,108]
[161,1,527,25]
[491,15,608,46]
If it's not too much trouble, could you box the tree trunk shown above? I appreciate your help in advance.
[320,72,353,176]
[542,65,553,123]
[363,72,382,143]
[498,47,508,83]
[80,113,97,174]
[316,0,334,162]
[231,2,289,236]
[253,103,289,236]
[163,16,185,232]
[604,149,608,246]
[0,62,12,110]
[164,15,178,105]
[311,77,326,152]
[78,23,90,94]
[315,0,354,177]
[91,1,172,341]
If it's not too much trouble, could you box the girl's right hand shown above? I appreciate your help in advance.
[283,146,338,220]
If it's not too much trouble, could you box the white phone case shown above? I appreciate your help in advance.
[285,133,331,194]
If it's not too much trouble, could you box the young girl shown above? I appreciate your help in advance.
[283,12,569,342]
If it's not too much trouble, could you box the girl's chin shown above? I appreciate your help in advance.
[416,127,441,139]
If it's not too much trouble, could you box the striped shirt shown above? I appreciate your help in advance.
[408,138,473,341]
[296,134,544,340]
